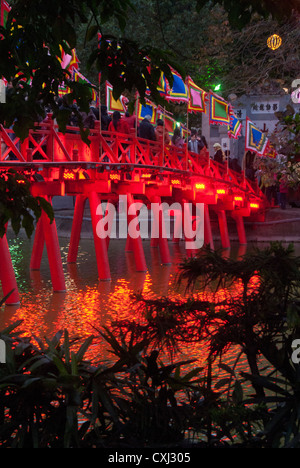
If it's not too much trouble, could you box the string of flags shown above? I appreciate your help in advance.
[209,91,232,126]
[187,76,208,114]
[228,113,242,140]
[94,69,277,158]
[245,117,272,157]
[0,1,277,159]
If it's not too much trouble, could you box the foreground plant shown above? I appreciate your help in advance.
[2,242,300,447]
[0,320,209,448]
[110,242,300,447]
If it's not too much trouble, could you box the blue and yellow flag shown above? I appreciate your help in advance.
[137,100,157,124]
[228,113,242,139]
[245,117,268,156]
[165,70,188,103]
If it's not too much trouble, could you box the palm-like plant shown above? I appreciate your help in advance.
[110,242,300,447]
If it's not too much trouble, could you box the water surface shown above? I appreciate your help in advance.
[1,235,297,375]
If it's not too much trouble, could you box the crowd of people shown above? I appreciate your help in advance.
[5,93,243,174]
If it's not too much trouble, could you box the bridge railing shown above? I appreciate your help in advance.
[0,114,264,201]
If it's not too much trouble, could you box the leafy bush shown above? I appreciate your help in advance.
[0,169,54,238]
[0,320,208,448]
[2,242,300,448]
[109,242,300,447]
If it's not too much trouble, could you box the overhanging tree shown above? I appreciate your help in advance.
[0,0,299,141]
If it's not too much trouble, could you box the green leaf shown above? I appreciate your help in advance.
[232,380,243,403]
[218,363,236,377]
[52,355,69,376]
[76,335,94,362]
[85,25,98,43]
[71,352,78,376]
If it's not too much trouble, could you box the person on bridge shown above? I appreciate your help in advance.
[188,130,203,153]
[138,115,156,141]
[90,101,99,120]
[81,106,96,129]
[122,111,137,134]
[155,119,170,146]
[108,111,129,134]
[213,143,225,164]
[100,105,112,131]
[171,127,185,148]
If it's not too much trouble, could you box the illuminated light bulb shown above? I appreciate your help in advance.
[171,179,181,185]
[109,173,121,180]
[63,171,75,180]
[195,183,205,190]
[234,196,243,201]
[217,188,226,194]
[250,202,259,209]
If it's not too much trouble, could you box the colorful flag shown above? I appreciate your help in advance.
[58,83,71,97]
[137,99,157,124]
[164,115,176,136]
[157,71,170,96]
[228,113,242,139]
[59,45,80,73]
[105,81,128,115]
[209,91,231,126]
[245,117,269,156]
[0,0,10,27]
[187,76,207,113]
[165,69,188,103]
[263,140,277,158]
[73,69,97,102]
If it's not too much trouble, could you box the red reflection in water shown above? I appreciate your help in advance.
[0,239,259,374]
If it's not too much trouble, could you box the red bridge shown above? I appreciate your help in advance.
[0,116,268,305]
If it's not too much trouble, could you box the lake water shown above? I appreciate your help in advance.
[1,235,298,376]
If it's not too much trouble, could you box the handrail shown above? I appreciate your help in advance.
[0,115,267,203]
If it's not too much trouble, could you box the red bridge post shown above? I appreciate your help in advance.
[68,195,87,263]
[41,202,66,292]
[29,197,66,292]
[30,217,44,270]
[216,209,230,250]
[126,193,147,272]
[204,204,214,249]
[232,213,247,245]
[150,196,172,265]
[0,234,20,305]
[88,191,111,281]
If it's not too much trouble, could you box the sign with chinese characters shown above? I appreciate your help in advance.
[233,108,247,121]
[250,101,280,114]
